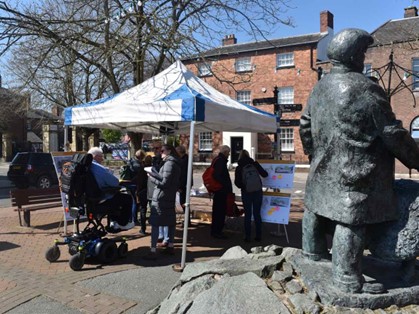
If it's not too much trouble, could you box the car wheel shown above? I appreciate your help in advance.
[37,175,51,189]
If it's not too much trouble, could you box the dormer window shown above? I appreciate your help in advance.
[235,57,252,72]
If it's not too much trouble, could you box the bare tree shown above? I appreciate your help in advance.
[0,0,294,149]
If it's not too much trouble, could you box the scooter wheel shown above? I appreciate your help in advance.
[45,246,60,262]
[69,252,85,271]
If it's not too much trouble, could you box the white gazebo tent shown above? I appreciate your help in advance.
[64,60,277,269]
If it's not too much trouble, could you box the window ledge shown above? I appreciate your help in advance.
[276,65,295,70]
[235,70,253,74]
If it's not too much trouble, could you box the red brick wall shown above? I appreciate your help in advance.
[184,44,320,163]
[366,42,419,173]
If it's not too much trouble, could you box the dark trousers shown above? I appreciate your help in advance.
[211,191,227,236]
[100,192,132,226]
[138,189,148,232]
[241,190,263,239]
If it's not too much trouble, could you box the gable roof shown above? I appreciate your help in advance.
[184,33,327,60]
[371,16,419,46]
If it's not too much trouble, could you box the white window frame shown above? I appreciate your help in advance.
[235,57,252,72]
[280,127,294,152]
[277,87,294,105]
[277,52,294,68]
[198,62,212,76]
[413,58,419,90]
[236,90,251,105]
[199,132,213,151]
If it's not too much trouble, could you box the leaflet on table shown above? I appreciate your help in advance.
[260,191,291,225]
[257,160,295,189]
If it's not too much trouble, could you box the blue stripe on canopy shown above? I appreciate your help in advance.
[64,94,119,125]
[161,84,207,122]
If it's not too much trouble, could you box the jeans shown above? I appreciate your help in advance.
[241,190,263,239]
[151,225,174,248]
[158,226,169,243]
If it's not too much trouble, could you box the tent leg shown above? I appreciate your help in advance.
[177,121,195,271]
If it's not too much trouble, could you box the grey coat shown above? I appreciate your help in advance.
[300,66,419,225]
[148,155,181,226]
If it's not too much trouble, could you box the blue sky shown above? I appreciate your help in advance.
[261,0,418,40]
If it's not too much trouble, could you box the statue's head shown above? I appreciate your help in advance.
[327,28,373,73]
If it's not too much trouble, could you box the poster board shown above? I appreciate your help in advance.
[51,151,84,222]
[260,192,291,225]
[258,160,295,189]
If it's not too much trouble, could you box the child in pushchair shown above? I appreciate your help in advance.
[45,152,134,271]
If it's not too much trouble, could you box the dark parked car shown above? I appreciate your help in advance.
[7,152,58,189]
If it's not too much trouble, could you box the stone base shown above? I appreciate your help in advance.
[289,253,419,309]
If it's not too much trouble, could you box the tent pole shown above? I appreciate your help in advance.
[63,126,68,152]
[179,121,195,270]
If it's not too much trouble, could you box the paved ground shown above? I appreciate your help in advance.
[0,190,305,313]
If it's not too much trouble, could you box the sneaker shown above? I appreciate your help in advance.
[143,251,158,260]
[138,230,148,236]
[119,221,135,230]
[110,221,120,228]
[157,238,163,243]
[157,242,168,248]
[108,221,121,232]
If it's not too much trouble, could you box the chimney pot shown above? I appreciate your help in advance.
[222,34,237,46]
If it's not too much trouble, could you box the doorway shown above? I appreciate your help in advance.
[230,137,243,163]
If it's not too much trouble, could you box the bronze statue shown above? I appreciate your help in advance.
[299,28,419,293]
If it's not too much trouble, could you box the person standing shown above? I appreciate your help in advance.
[175,145,193,226]
[211,145,232,239]
[132,149,148,235]
[234,149,268,242]
[146,142,169,242]
[299,28,419,293]
[144,144,181,259]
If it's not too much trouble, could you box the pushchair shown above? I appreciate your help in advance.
[45,153,130,271]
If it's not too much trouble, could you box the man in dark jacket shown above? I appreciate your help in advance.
[211,145,233,239]
[300,28,419,293]
[176,145,193,225]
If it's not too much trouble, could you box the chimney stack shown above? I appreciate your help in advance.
[404,6,418,18]
[320,11,334,33]
[222,34,237,46]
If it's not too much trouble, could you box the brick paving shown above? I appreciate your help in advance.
[0,196,304,313]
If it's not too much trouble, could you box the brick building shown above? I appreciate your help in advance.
[183,11,334,164]
[364,6,419,174]
[183,7,419,174]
